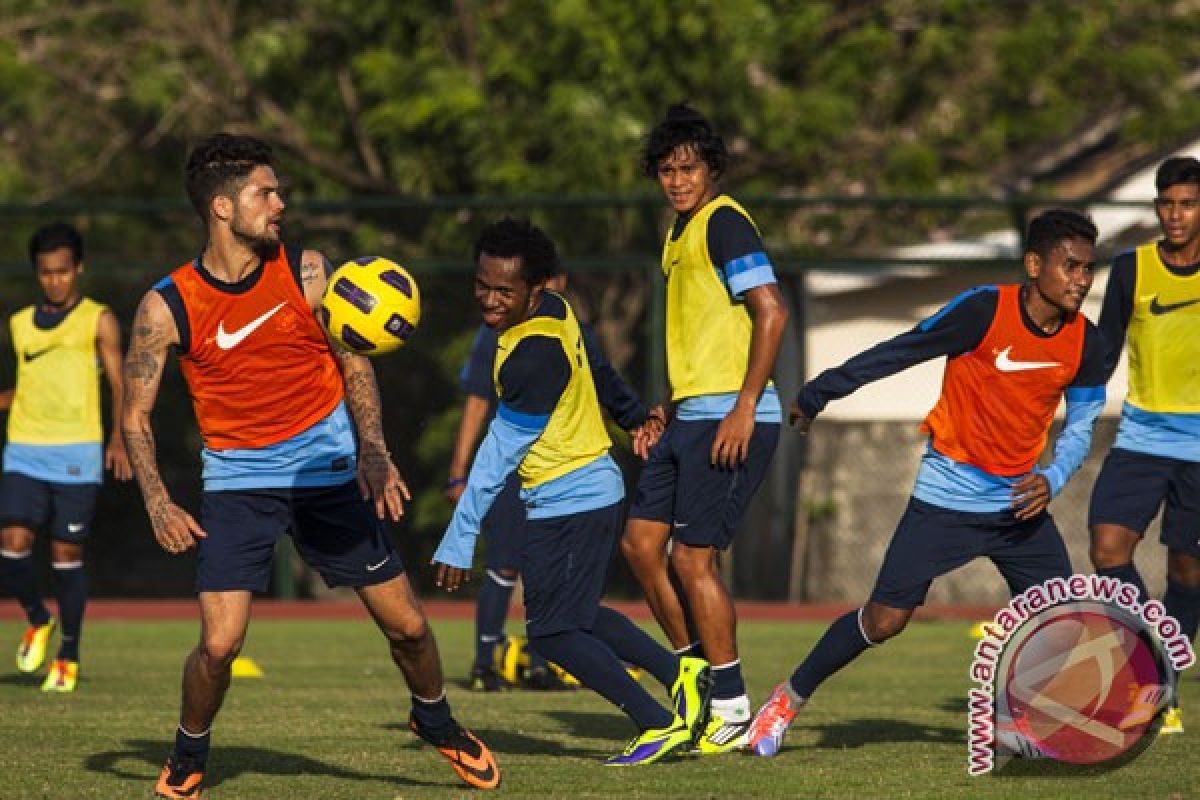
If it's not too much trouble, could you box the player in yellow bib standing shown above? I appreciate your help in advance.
[1088,157,1200,735]
[621,104,790,753]
[0,222,131,692]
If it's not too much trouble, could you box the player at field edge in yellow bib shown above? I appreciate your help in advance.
[1088,156,1200,736]
[0,222,132,694]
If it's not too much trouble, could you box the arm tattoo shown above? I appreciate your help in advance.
[340,354,388,456]
[124,427,169,509]
[301,251,333,291]
[122,297,173,507]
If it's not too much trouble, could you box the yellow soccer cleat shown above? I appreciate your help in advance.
[605,716,692,766]
[1160,706,1184,735]
[16,618,55,674]
[696,713,751,754]
[495,636,527,686]
[670,656,712,741]
[547,660,582,688]
[41,659,78,692]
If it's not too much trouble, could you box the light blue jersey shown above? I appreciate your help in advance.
[3,442,103,484]
[201,401,357,491]
[1114,403,1200,463]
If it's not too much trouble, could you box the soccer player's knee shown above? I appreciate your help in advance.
[1167,552,1200,587]
[1089,539,1130,570]
[619,531,651,565]
[200,635,244,668]
[1089,526,1137,568]
[384,616,431,647]
[668,544,713,581]
[862,607,909,642]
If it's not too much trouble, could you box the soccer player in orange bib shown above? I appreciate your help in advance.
[747,209,1108,756]
[123,133,498,797]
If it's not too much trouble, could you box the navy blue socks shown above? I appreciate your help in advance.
[1164,578,1200,643]
[1097,563,1148,602]
[0,551,50,626]
[411,692,456,741]
[531,629,674,731]
[790,609,874,700]
[474,570,514,669]
[53,562,86,662]
[592,606,678,688]
[174,725,211,766]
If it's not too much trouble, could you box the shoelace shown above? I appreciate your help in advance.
[618,733,648,755]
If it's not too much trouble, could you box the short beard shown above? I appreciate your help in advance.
[232,227,280,261]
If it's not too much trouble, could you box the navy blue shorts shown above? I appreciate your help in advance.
[519,502,621,638]
[871,497,1071,609]
[196,479,403,593]
[628,419,779,549]
[1088,447,1200,556]
[0,472,100,543]
[482,471,525,573]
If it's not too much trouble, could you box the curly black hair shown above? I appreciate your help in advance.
[639,103,728,179]
[184,133,274,222]
[29,221,83,267]
[473,217,562,286]
[1025,209,1098,260]
[1156,156,1200,192]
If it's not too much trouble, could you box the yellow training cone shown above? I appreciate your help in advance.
[231,656,264,678]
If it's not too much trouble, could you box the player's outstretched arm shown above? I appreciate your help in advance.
[96,308,132,480]
[123,290,206,553]
[798,286,998,424]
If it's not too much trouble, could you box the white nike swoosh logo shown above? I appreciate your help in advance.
[365,556,390,572]
[67,523,85,533]
[215,301,287,350]
[993,346,1060,373]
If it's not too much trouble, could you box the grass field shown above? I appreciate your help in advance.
[0,617,1193,799]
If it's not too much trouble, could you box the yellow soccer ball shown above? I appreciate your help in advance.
[318,256,421,355]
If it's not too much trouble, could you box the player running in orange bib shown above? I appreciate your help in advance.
[748,210,1108,756]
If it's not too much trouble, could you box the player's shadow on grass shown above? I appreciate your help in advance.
[85,738,443,790]
[381,712,623,759]
[0,673,43,686]
[937,696,968,714]
[807,718,962,749]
